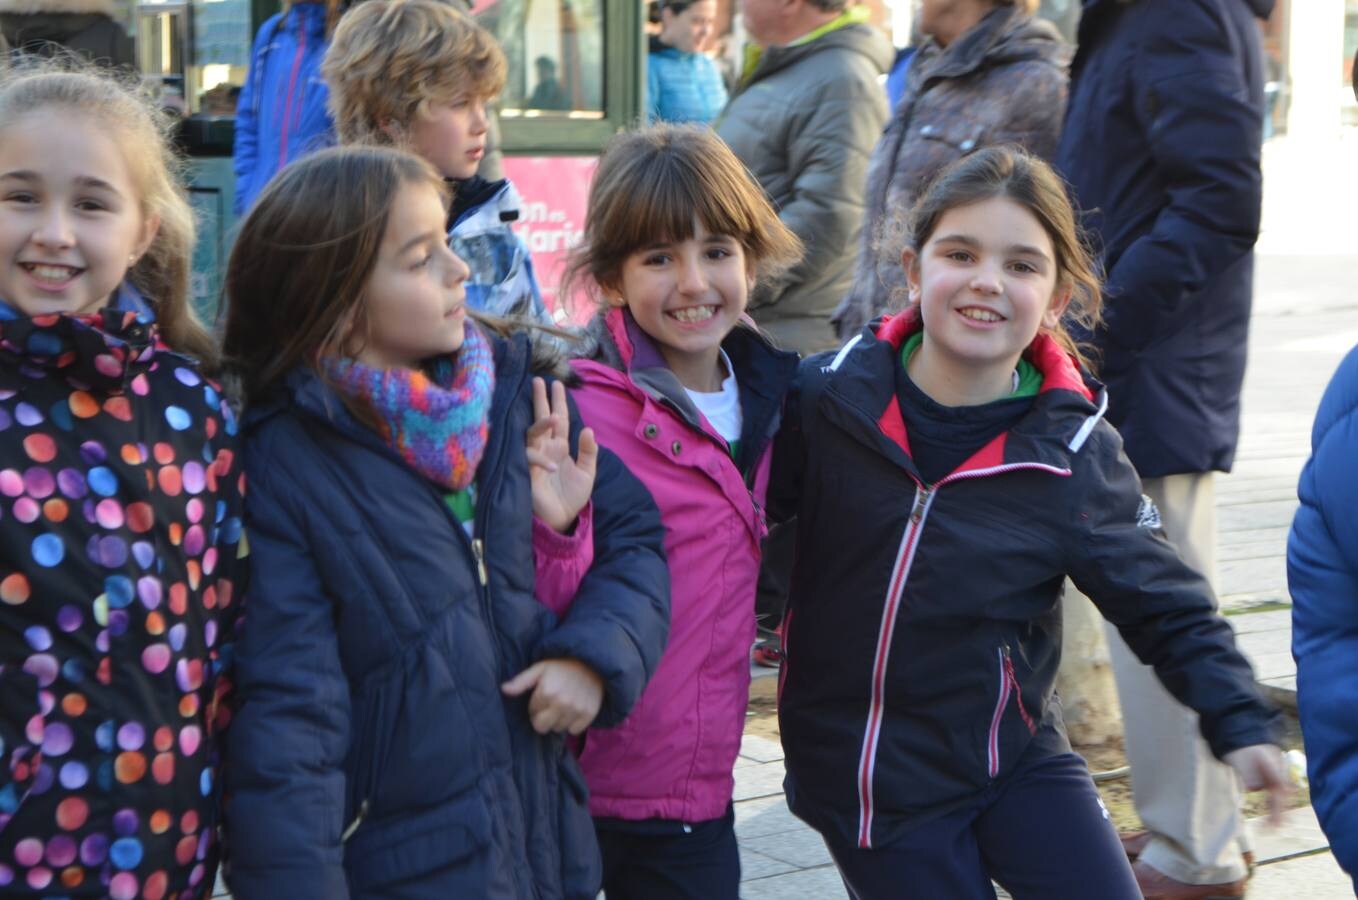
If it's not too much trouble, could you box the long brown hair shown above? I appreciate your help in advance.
[0,59,213,362]
[904,145,1103,369]
[562,124,802,308]
[220,145,448,402]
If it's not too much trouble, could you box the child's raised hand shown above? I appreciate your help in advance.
[1223,744,1292,826]
[500,658,605,735]
[526,377,598,534]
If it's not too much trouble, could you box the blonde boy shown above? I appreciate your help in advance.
[324,0,549,322]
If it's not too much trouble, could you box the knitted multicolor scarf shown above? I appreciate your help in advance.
[321,324,496,491]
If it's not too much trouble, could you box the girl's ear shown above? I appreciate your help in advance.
[1042,283,1074,331]
[599,283,627,308]
[900,246,923,305]
[133,214,161,264]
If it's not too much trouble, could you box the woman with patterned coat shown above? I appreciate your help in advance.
[832,0,1069,340]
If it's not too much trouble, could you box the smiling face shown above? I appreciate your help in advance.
[609,220,751,391]
[662,0,718,53]
[405,94,489,181]
[904,196,1070,403]
[351,180,471,369]
[0,109,159,317]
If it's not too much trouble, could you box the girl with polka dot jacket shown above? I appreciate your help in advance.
[0,64,246,898]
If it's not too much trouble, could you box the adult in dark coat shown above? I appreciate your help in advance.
[0,0,131,67]
[1054,1,1274,897]
[833,0,1069,339]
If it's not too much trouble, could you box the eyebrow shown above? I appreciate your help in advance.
[0,171,123,195]
[933,233,1051,261]
[398,231,442,254]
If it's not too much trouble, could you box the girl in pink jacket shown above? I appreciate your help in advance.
[563,124,802,899]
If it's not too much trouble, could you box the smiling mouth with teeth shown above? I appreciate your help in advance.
[958,307,1003,323]
[22,263,83,282]
[669,306,717,323]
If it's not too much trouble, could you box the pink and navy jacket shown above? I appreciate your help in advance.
[569,308,798,823]
[770,311,1279,850]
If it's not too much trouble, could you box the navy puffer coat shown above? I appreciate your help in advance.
[1289,345,1358,888]
[224,333,671,899]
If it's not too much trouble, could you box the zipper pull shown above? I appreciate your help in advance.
[341,799,369,843]
[910,485,932,524]
[471,538,489,586]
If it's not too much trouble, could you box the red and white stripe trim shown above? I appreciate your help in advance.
[855,485,934,848]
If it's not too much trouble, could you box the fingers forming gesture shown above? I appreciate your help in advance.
[526,377,597,534]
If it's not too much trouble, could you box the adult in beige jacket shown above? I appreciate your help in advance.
[717,0,891,355]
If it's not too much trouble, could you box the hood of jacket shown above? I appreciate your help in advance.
[741,20,893,90]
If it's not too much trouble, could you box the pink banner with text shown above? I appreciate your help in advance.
[502,155,598,325]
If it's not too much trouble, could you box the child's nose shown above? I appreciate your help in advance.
[969,265,1002,294]
[443,245,471,286]
[678,259,708,293]
[31,207,75,250]
[470,102,488,134]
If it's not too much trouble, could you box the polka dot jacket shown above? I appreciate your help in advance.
[0,309,246,898]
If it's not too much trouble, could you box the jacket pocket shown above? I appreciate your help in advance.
[343,684,393,838]
[0,666,43,825]
[344,788,493,893]
[985,645,1037,779]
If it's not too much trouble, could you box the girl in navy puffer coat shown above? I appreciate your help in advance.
[770,147,1286,900]
[220,145,670,899]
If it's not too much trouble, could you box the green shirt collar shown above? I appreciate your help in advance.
[900,332,1043,400]
[742,6,872,81]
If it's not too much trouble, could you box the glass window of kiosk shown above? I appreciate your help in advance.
[135,0,250,127]
[471,0,643,153]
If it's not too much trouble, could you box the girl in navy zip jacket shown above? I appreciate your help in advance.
[768,147,1288,900]
[219,145,670,899]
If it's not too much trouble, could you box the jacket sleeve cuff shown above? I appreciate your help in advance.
[532,503,594,618]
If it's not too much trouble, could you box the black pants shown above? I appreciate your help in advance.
[595,804,740,900]
[824,751,1140,900]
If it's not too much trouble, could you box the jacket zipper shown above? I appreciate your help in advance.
[276,18,308,170]
[987,644,1037,778]
[986,646,1012,778]
[857,480,934,849]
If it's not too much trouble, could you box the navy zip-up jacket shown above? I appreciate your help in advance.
[770,313,1278,850]
[224,334,670,898]
[1054,0,1273,478]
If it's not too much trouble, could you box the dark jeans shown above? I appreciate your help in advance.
[824,751,1140,900]
[596,804,740,900]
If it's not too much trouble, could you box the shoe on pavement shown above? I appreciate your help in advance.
[1131,859,1247,900]
[1121,831,1256,875]
[752,624,783,668]
[1121,830,1151,861]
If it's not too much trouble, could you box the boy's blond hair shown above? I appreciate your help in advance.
[323,0,506,144]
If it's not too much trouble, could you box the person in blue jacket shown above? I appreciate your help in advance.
[231,0,342,215]
[647,0,726,125]
[1289,345,1358,893]
[1054,1,1274,895]
[219,145,671,898]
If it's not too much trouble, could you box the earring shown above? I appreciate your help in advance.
[128,254,138,265]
